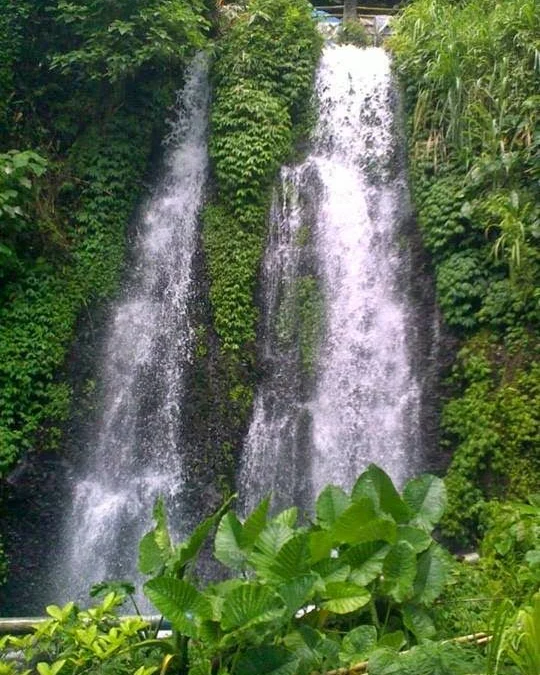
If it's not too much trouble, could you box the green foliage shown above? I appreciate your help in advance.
[337,20,369,48]
[0,90,171,477]
[51,0,209,84]
[435,493,540,643]
[276,273,325,375]
[4,470,540,675]
[204,0,321,354]
[0,594,164,675]
[440,336,540,542]
[139,465,452,674]
[391,0,540,546]
[0,150,47,279]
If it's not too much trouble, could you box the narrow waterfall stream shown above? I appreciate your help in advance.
[240,44,429,512]
[54,55,210,603]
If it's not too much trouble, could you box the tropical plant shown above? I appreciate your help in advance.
[139,465,453,674]
[0,593,164,675]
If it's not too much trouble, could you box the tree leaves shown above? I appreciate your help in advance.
[142,464,451,675]
[143,577,211,638]
[382,541,417,603]
[403,475,447,531]
[316,485,351,528]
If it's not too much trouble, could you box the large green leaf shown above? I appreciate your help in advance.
[138,531,164,575]
[235,646,299,675]
[381,541,417,603]
[332,499,396,545]
[241,495,270,549]
[173,494,237,574]
[309,529,334,564]
[378,630,405,651]
[340,625,378,664]
[254,521,295,556]
[352,465,411,523]
[277,574,318,614]
[266,534,310,581]
[152,497,172,553]
[396,525,432,554]
[345,542,390,586]
[214,511,246,570]
[144,577,211,638]
[402,604,436,640]
[403,474,447,531]
[138,497,172,574]
[220,583,283,631]
[413,544,450,605]
[283,627,325,675]
[367,648,402,675]
[322,582,371,614]
[312,558,351,584]
[272,507,298,528]
[316,485,351,529]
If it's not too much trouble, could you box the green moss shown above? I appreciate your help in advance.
[204,0,321,354]
[276,274,325,376]
[0,84,176,477]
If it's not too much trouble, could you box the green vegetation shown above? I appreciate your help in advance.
[0,0,213,577]
[277,274,325,376]
[200,0,322,461]
[390,0,540,544]
[204,0,321,353]
[2,466,539,674]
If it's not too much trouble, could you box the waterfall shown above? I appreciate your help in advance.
[56,54,210,602]
[240,45,426,513]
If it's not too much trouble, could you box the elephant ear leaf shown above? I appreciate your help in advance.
[214,511,246,571]
[413,544,451,605]
[322,582,371,614]
[381,541,417,603]
[174,493,237,573]
[138,497,172,574]
[236,646,299,675]
[220,583,282,631]
[144,577,211,638]
[241,496,271,548]
[316,485,351,529]
[352,464,411,523]
[403,474,447,531]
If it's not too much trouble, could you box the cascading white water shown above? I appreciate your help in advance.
[57,54,210,601]
[240,45,423,512]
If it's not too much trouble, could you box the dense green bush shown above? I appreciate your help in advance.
[4,467,539,674]
[51,0,210,83]
[390,0,540,543]
[204,0,321,354]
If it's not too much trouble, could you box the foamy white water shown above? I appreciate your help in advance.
[240,45,423,512]
[58,54,210,600]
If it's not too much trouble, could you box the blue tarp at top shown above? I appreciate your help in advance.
[312,9,341,24]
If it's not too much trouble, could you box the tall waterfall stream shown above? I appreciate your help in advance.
[53,55,210,606]
[240,44,431,513]
[1,45,439,614]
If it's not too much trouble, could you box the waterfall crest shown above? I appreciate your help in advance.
[240,45,425,512]
[57,54,210,601]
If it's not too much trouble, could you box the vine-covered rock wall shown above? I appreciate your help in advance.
[200,0,322,459]
[390,0,539,543]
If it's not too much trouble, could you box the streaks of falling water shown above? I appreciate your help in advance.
[240,45,424,513]
[57,53,210,602]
